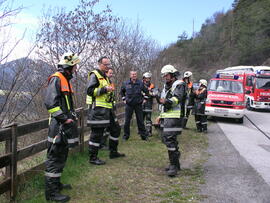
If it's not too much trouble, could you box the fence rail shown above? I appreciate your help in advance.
[0,102,125,200]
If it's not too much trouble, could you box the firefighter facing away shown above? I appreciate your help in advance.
[44,52,80,202]
[87,57,125,165]
[158,65,185,177]
[142,72,155,136]
[194,79,208,133]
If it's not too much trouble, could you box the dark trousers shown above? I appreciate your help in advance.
[89,111,121,160]
[124,103,147,138]
[45,143,69,196]
[195,114,207,132]
[143,111,152,135]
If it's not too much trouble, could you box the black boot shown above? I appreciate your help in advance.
[110,151,125,159]
[46,192,70,202]
[89,146,106,165]
[167,165,178,177]
[182,118,188,129]
[59,183,72,191]
[89,158,106,165]
[45,177,70,202]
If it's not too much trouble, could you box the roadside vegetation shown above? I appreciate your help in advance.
[0,118,208,203]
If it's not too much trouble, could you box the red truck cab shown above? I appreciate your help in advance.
[205,72,245,123]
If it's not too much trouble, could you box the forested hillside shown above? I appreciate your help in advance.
[154,0,270,80]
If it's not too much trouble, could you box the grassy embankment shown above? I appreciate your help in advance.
[0,118,208,203]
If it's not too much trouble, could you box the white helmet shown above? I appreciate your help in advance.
[199,79,207,86]
[58,52,80,67]
[143,72,152,78]
[161,65,178,77]
[184,71,192,78]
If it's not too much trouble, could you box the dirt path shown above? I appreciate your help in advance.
[200,122,270,203]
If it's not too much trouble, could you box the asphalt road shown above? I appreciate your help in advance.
[200,110,270,203]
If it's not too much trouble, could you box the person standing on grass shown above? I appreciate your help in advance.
[44,52,80,202]
[121,70,150,141]
[142,72,155,137]
[100,68,117,149]
[87,57,125,166]
[194,79,208,133]
[158,65,185,177]
[182,71,194,129]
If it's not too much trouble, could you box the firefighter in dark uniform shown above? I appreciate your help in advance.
[44,52,80,202]
[121,70,149,141]
[142,72,155,137]
[194,79,208,133]
[87,57,125,165]
[158,65,185,177]
[182,71,194,129]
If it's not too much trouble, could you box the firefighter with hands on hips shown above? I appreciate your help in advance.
[44,52,80,202]
[194,79,208,133]
[182,71,194,129]
[142,72,155,137]
[86,56,125,165]
[121,70,149,141]
[157,64,186,177]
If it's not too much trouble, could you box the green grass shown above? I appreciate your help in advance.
[0,117,208,203]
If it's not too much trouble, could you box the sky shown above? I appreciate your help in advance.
[4,0,234,60]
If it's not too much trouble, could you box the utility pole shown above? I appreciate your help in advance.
[192,19,195,39]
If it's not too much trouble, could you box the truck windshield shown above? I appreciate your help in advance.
[256,77,270,89]
[208,80,243,93]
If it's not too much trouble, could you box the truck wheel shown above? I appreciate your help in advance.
[246,99,253,111]
[236,117,244,124]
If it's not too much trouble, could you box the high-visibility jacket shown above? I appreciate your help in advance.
[91,70,113,109]
[45,71,78,148]
[160,80,184,118]
[86,69,113,127]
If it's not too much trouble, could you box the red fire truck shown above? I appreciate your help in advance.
[223,66,270,110]
[205,71,245,123]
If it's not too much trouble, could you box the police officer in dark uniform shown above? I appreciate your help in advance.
[121,70,149,141]
[44,52,80,202]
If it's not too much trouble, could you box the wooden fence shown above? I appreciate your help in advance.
[0,102,125,200]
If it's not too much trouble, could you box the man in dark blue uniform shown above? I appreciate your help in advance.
[121,70,149,141]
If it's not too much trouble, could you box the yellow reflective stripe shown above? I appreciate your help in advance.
[86,95,93,104]
[65,95,70,110]
[96,101,112,108]
[48,114,51,125]
[48,106,61,113]
[93,88,100,97]
[171,97,179,105]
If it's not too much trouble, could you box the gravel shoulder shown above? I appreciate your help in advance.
[200,122,270,203]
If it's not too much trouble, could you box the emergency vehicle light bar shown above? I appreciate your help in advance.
[215,73,239,80]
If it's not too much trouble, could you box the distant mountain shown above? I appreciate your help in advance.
[0,57,54,91]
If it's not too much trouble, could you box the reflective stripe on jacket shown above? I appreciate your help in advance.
[160,80,183,118]
[92,70,112,109]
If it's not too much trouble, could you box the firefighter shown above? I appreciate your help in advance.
[121,70,149,141]
[87,57,125,165]
[142,72,155,137]
[182,71,194,129]
[194,79,208,133]
[44,52,80,202]
[158,65,185,177]
[100,68,115,149]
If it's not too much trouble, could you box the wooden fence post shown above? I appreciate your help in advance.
[10,123,18,200]
[79,109,85,153]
